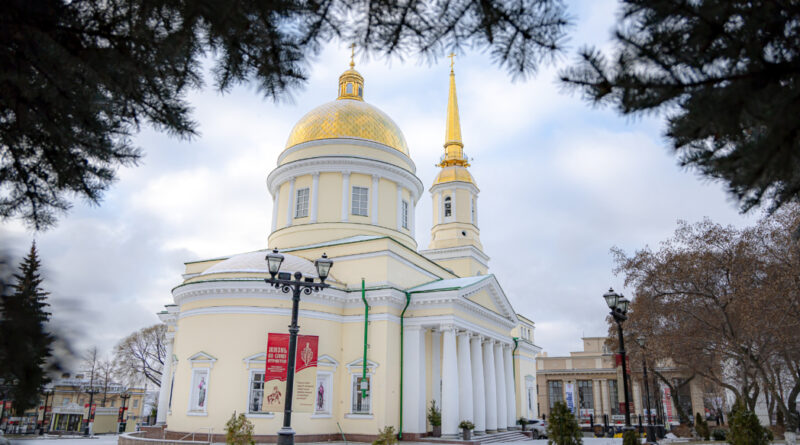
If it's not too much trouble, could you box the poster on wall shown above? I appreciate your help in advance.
[262,333,319,413]
[292,335,319,413]
[661,383,675,424]
[565,383,576,413]
[263,333,290,412]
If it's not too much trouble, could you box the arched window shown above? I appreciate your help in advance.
[346,83,353,94]
[444,196,452,217]
[471,198,475,223]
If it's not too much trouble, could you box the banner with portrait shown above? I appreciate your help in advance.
[263,333,290,412]
[292,335,318,413]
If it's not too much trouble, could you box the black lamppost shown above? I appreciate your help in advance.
[40,388,53,435]
[264,249,333,445]
[636,336,657,443]
[603,288,633,430]
[82,385,99,436]
[119,391,132,433]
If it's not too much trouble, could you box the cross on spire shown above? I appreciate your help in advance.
[350,43,356,69]
[448,52,456,72]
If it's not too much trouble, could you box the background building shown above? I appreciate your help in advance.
[536,337,706,427]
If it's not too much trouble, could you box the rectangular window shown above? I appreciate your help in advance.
[352,186,369,216]
[401,200,409,229]
[351,375,371,414]
[133,399,139,408]
[248,371,266,413]
[548,380,564,408]
[609,379,620,415]
[471,198,475,223]
[189,368,209,412]
[295,188,309,218]
[578,380,594,416]
[62,398,69,406]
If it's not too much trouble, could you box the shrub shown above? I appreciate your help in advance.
[427,400,442,427]
[696,413,710,440]
[225,412,254,445]
[546,401,583,445]
[712,428,727,441]
[458,420,475,430]
[373,426,397,445]
[622,429,639,445]
[727,401,768,445]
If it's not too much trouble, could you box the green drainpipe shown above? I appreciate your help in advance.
[361,279,369,400]
[512,337,519,384]
[399,291,411,439]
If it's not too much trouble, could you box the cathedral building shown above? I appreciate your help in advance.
[155,56,541,442]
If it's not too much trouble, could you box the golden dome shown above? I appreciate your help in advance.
[433,165,476,186]
[285,99,409,154]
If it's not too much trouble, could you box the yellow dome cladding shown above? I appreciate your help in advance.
[433,166,476,185]
[284,99,409,155]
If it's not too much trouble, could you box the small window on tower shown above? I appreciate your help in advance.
[358,86,363,97]
[401,200,409,229]
[444,196,452,217]
[295,188,309,218]
[346,83,353,94]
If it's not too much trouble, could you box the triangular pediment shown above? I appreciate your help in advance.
[459,274,518,323]
[465,289,502,314]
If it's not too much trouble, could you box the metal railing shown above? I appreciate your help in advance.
[177,426,213,443]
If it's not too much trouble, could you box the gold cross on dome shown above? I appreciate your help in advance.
[349,43,356,68]
[448,52,456,71]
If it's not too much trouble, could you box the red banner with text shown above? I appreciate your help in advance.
[262,333,319,413]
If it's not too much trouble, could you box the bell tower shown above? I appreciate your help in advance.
[421,57,489,277]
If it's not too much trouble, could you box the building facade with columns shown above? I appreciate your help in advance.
[155,57,541,441]
[536,337,707,427]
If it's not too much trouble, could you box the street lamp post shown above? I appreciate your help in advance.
[264,249,333,445]
[637,336,658,443]
[82,385,99,436]
[40,388,53,435]
[603,288,633,430]
[119,391,132,433]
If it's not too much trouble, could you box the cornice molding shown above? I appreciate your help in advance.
[277,138,417,173]
[420,245,490,268]
[430,181,479,195]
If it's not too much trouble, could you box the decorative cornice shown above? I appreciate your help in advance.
[430,181,479,195]
[277,138,417,173]
[420,245,490,268]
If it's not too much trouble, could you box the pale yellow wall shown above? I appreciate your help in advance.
[434,257,485,277]
[318,172,341,223]
[276,181,291,230]
[378,178,396,228]
[466,289,500,314]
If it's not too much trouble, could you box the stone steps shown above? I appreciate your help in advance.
[477,431,531,443]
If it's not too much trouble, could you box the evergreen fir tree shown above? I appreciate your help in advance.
[0,242,53,414]
[546,401,583,445]
[727,400,768,445]
[562,0,800,217]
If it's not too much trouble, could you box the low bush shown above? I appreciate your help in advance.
[696,413,710,440]
[373,425,397,445]
[225,412,254,445]
[622,429,639,445]
[711,428,727,441]
[727,401,768,445]
[546,401,582,445]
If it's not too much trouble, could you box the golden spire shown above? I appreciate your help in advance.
[439,54,469,167]
[338,44,364,101]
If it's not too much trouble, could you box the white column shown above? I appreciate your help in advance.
[437,192,443,224]
[504,345,516,429]
[419,328,428,432]
[432,331,442,408]
[402,325,423,433]
[495,343,508,431]
[396,186,403,230]
[286,177,295,227]
[457,331,474,423]
[410,195,416,238]
[310,173,319,223]
[156,334,174,424]
[371,175,379,225]
[451,188,456,219]
[341,172,350,221]
[471,335,486,434]
[483,340,498,433]
[271,189,279,232]
[441,326,459,437]
[601,379,611,416]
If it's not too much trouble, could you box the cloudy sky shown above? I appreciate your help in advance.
[1,0,758,363]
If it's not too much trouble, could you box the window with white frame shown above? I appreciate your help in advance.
[248,371,266,413]
[351,375,371,414]
[295,188,309,218]
[189,368,210,412]
[315,372,333,415]
[352,186,369,216]
[401,200,409,229]
[444,196,452,217]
